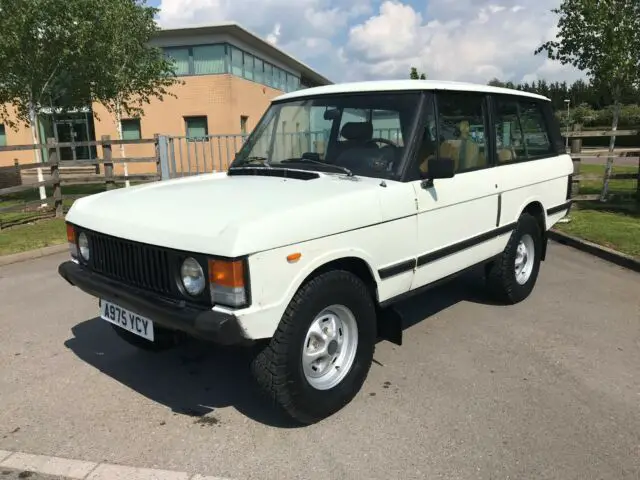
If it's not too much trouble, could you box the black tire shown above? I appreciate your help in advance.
[486,213,542,304]
[110,323,184,352]
[250,270,377,425]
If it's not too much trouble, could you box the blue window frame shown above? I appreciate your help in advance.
[161,42,303,93]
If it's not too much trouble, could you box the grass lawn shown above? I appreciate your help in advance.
[577,163,638,199]
[555,208,640,258]
[554,162,639,258]
[0,183,111,228]
[0,218,67,256]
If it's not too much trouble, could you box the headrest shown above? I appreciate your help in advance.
[459,120,470,136]
[341,122,373,141]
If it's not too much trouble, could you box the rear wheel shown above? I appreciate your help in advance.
[251,270,377,425]
[486,213,542,304]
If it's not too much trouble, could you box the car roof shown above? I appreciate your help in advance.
[274,79,550,102]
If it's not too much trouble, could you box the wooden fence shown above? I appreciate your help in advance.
[0,135,161,227]
[562,126,640,203]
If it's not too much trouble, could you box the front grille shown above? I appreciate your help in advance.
[89,233,174,295]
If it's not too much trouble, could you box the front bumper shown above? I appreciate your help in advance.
[58,261,250,346]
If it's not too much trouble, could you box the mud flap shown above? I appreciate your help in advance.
[376,306,403,346]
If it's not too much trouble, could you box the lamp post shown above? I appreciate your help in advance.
[564,99,571,150]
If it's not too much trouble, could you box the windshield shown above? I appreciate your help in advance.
[230,92,422,179]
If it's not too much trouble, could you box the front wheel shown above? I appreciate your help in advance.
[251,270,377,425]
[486,213,542,304]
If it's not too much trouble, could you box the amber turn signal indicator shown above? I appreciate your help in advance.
[66,223,76,243]
[208,259,245,288]
[286,253,302,263]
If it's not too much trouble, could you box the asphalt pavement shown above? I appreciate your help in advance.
[0,244,639,480]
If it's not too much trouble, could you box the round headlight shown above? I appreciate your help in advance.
[78,232,90,261]
[181,257,205,296]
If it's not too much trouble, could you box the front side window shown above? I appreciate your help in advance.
[230,92,422,180]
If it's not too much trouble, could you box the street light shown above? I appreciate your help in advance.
[564,99,571,150]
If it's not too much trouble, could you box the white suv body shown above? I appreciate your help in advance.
[59,80,573,424]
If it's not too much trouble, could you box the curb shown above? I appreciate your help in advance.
[0,243,67,267]
[549,229,640,273]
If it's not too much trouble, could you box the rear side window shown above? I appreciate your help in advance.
[493,95,554,163]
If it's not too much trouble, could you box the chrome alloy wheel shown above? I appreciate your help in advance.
[301,304,359,390]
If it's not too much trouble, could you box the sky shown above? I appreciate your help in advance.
[148,0,585,85]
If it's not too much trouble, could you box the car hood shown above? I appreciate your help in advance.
[65,171,386,257]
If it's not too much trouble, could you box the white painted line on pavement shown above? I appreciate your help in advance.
[86,463,190,480]
[0,452,97,479]
[0,449,235,480]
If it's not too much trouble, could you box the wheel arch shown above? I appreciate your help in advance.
[518,200,548,261]
[304,255,380,303]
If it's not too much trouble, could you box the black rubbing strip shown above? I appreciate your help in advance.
[378,259,416,280]
[547,200,572,216]
[417,223,516,267]
[496,193,502,227]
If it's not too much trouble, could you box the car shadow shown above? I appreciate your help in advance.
[64,266,499,428]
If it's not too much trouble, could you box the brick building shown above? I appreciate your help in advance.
[0,22,331,173]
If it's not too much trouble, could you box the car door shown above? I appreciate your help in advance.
[409,90,503,290]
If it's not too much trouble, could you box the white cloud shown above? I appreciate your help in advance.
[156,0,586,86]
[266,23,281,45]
[342,0,585,84]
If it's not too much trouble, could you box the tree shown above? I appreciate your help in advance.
[535,0,640,201]
[409,67,427,80]
[0,0,179,200]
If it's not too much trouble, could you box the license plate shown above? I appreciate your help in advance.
[100,299,155,341]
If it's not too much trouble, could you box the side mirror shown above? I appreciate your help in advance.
[421,157,455,188]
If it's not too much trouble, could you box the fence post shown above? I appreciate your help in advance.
[570,124,582,198]
[102,135,114,190]
[636,156,640,203]
[157,134,170,180]
[47,137,63,218]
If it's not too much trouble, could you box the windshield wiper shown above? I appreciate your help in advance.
[280,157,353,177]
[241,156,271,167]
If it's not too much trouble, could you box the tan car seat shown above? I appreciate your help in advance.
[419,120,484,174]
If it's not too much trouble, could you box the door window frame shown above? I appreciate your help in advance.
[401,90,497,182]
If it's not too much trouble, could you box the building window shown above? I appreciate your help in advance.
[185,116,208,140]
[264,63,274,88]
[254,58,264,84]
[243,52,255,81]
[193,44,226,75]
[121,119,141,140]
[240,116,249,135]
[164,47,190,76]
[0,124,6,147]
[230,46,243,77]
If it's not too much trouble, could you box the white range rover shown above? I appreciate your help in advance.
[59,80,573,424]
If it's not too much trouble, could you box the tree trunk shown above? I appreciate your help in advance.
[29,101,48,203]
[114,104,130,187]
[600,99,621,201]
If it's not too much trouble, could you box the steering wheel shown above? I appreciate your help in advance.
[365,137,399,149]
